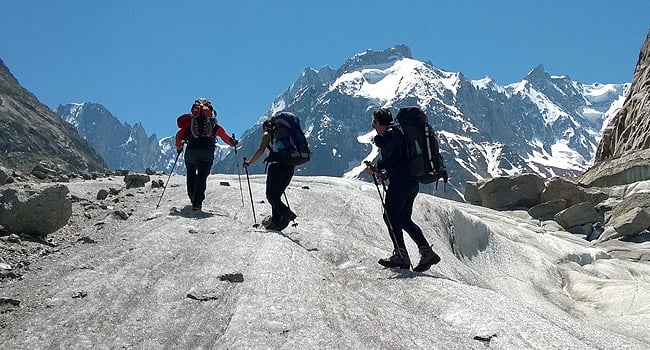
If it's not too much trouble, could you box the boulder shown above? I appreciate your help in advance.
[528,199,568,221]
[554,202,602,230]
[0,166,10,186]
[473,174,545,210]
[0,184,72,236]
[598,193,650,241]
[605,192,650,225]
[464,182,481,205]
[541,177,608,207]
[124,174,150,189]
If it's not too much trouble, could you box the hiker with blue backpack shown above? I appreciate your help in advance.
[365,107,441,272]
[243,112,310,231]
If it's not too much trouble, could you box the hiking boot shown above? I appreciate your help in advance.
[275,211,297,231]
[378,249,410,270]
[262,215,275,228]
[413,247,440,272]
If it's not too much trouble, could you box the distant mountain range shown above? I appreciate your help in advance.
[54,45,629,200]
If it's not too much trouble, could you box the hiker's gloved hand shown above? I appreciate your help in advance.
[176,147,183,154]
[363,161,376,175]
[243,160,250,168]
[374,171,387,181]
[231,138,239,147]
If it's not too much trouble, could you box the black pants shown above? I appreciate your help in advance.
[383,178,430,254]
[266,162,295,221]
[184,148,214,207]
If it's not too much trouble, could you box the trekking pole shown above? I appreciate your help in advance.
[283,192,298,227]
[156,151,181,209]
[365,161,410,267]
[232,133,245,206]
[243,157,259,227]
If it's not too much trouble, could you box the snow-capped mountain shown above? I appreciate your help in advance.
[56,103,241,175]
[217,45,629,200]
[55,46,628,201]
[55,103,174,173]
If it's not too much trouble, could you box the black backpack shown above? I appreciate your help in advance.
[395,107,447,185]
[267,112,311,166]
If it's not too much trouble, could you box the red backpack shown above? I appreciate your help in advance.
[190,98,217,138]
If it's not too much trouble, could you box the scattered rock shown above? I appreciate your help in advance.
[219,181,231,186]
[124,174,150,189]
[187,291,220,302]
[113,210,129,220]
[473,333,497,343]
[71,291,88,299]
[554,202,602,230]
[219,272,244,283]
[145,168,155,175]
[0,297,21,313]
[109,187,121,195]
[77,236,97,244]
[96,189,109,200]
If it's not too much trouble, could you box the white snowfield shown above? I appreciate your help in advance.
[2,175,649,349]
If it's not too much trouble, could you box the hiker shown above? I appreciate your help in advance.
[365,107,440,272]
[175,98,238,210]
[243,113,302,231]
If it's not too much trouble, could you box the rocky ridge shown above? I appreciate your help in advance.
[0,59,106,174]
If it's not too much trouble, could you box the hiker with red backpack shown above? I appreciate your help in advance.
[175,98,238,210]
[243,112,310,231]
[365,107,440,272]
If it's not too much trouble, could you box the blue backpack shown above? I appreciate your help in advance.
[267,112,311,166]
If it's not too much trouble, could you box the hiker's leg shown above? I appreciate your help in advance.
[185,160,198,205]
[266,163,290,220]
[278,164,295,199]
[400,181,430,248]
[384,181,409,251]
[193,160,213,207]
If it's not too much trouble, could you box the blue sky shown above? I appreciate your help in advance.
[1,1,648,140]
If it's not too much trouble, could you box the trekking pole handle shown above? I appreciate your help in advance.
[231,133,238,148]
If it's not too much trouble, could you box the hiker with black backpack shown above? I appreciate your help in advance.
[243,112,310,231]
[365,107,440,272]
[175,98,238,211]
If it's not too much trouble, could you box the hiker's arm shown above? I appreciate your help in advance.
[377,133,399,171]
[175,114,191,151]
[175,124,188,149]
[215,126,237,146]
[246,132,270,166]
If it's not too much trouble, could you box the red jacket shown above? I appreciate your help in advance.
[175,114,236,149]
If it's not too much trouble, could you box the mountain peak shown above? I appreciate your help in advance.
[524,64,550,83]
[339,45,413,73]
